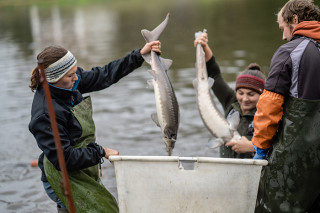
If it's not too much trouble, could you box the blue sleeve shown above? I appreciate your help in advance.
[253,145,270,159]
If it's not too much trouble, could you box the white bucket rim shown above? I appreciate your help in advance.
[109,155,268,166]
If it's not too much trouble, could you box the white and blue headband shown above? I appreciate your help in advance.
[45,51,77,83]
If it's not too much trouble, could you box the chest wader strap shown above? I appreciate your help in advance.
[44,97,119,213]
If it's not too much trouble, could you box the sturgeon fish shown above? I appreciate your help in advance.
[141,13,180,156]
[193,30,240,148]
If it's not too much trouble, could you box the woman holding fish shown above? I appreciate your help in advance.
[194,32,266,159]
[28,41,161,213]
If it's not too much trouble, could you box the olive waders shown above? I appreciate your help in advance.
[255,96,320,212]
[44,97,119,213]
[220,105,255,159]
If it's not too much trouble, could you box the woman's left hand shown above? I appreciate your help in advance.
[140,40,161,55]
[103,147,119,159]
[225,136,255,153]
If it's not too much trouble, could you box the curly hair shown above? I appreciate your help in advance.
[281,0,320,24]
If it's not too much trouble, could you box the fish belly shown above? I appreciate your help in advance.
[197,81,231,138]
[153,80,167,132]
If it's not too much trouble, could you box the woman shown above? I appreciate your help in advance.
[29,41,161,212]
[194,32,265,159]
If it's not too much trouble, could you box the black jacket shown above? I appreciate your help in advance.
[266,35,320,100]
[29,49,144,182]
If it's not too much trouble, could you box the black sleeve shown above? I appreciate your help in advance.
[30,114,105,171]
[77,49,144,93]
[206,56,237,111]
[265,46,292,97]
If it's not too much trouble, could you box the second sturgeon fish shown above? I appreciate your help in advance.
[193,30,240,148]
[141,13,180,156]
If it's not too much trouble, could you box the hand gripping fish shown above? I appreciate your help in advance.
[141,13,180,156]
[193,29,241,149]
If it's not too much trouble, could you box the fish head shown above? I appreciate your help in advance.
[230,131,241,142]
[163,126,177,156]
[163,136,176,156]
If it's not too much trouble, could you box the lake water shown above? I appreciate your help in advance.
[0,0,311,212]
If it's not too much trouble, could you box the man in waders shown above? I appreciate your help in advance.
[251,0,320,212]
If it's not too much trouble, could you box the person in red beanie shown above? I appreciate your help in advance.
[252,0,320,212]
[194,32,266,159]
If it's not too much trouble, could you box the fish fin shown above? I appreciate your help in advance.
[206,137,224,149]
[195,29,207,39]
[192,79,198,91]
[226,110,240,130]
[147,79,154,87]
[141,29,153,43]
[159,57,172,71]
[195,31,203,39]
[231,131,241,141]
[147,70,158,80]
[142,54,151,64]
[151,113,160,127]
[208,77,214,87]
[141,13,170,42]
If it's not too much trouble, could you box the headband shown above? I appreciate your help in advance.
[45,51,77,83]
[235,74,265,94]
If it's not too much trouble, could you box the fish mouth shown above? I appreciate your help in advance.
[164,138,176,156]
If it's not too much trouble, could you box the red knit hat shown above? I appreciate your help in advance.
[235,63,265,94]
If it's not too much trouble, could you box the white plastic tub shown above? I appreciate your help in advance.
[109,156,268,213]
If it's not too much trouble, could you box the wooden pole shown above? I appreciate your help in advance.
[38,60,76,213]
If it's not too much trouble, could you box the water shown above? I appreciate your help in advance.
[0,0,310,212]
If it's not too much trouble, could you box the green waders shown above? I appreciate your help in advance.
[220,105,255,159]
[255,96,320,213]
[43,97,119,213]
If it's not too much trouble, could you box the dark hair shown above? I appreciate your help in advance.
[29,46,68,92]
[281,0,320,24]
